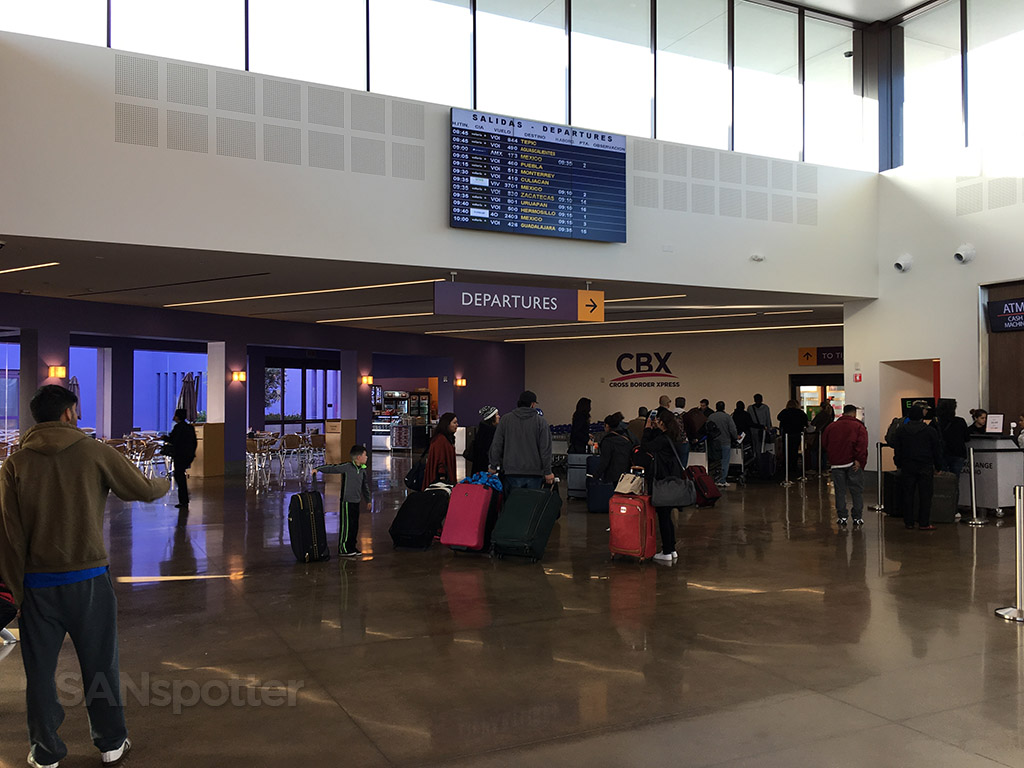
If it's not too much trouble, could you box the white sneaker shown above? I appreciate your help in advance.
[715,482,730,488]
[671,551,679,561]
[101,739,131,766]
[27,751,58,768]
[653,552,676,563]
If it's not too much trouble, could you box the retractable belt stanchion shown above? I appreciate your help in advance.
[818,433,824,481]
[995,486,1024,622]
[800,433,807,483]
[781,433,794,488]
[964,445,988,527]
[870,442,885,512]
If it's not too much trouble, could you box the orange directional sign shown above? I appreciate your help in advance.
[577,290,605,322]
[798,347,817,366]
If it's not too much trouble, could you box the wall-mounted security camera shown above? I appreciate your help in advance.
[750,253,765,262]
[894,254,913,272]
[0,240,6,249]
[954,243,976,264]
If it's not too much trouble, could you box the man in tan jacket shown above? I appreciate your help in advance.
[0,385,169,768]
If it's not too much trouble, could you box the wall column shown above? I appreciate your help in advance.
[208,341,248,473]
[341,349,373,448]
[18,327,69,429]
[247,349,266,432]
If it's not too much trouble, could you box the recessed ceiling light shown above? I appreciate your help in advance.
[425,313,757,335]
[0,262,60,276]
[605,293,688,303]
[317,312,434,324]
[763,309,814,315]
[164,278,444,308]
[503,322,843,343]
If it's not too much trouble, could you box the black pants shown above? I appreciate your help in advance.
[173,462,189,506]
[20,571,127,764]
[902,469,934,527]
[339,500,362,554]
[655,506,676,555]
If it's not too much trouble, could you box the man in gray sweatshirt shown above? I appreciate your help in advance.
[488,390,554,492]
[708,401,740,488]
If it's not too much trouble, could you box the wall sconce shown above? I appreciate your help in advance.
[48,365,67,378]
[455,378,467,387]
[231,371,247,382]
[360,375,374,386]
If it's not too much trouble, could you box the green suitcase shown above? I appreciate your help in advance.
[491,483,562,562]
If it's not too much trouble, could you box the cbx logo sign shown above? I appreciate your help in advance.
[610,353,680,388]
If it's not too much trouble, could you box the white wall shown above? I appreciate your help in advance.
[0,32,880,299]
[844,155,1024,467]
[524,327,843,426]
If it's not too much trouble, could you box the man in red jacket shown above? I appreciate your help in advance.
[821,404,869,527]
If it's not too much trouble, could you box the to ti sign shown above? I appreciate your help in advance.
[798,346,844,366]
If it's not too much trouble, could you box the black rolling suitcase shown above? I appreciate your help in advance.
[288,491,330,562]
[390,486,451,549]
[884,470,903,516]
[585,454,613,512]
[930,471,959,523]
[491,483,563,561]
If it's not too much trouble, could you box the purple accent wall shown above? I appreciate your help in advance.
[1,293,525,465]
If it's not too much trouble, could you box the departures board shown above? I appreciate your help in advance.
[450,108,626,243]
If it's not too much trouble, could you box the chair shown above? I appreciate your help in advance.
[279,434,306,478]
[309,433,326,466]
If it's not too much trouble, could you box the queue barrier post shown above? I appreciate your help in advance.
[964,445,988,527]
[995,486,1024,623]
[781,433,794,488]
[799,433,807,483]
[818,432,824,481]
[870,442,885,512]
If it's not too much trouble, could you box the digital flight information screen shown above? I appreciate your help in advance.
[450,108,626,243]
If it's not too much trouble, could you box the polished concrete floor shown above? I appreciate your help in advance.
[2,455,1024,768]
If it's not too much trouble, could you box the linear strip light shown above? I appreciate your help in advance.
[605,293,688,303]
[0,261,60,276]
[425,313,757,335]
[164,278,445,308]
[317,312,434,324]
[763,309,814,315]
[504,322,843,343]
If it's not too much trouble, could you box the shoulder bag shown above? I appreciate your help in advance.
[651,439,696,508]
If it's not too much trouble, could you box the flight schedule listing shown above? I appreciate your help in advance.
[450,108,626,243]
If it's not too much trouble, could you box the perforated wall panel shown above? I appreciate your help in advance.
[797,164,818,194]
[114,102,159,147]
[633,141,659,173]
[167,63,208,107]
[351,136,386,175]
[745,190,768,221]
[167,110,208,153]
[216,71,256,114]
[309,86,345,129]
[663,180,687,212]
[351,93,385,133]
[771,194,793,223]
[264,79,301,121]
[216,117,257,159]
[956,183,983,216]
[633,176,659,208]
[988,178,1018,209]
[392,101,425,140]
[796,197,818,226]
[309,131,345,171]
[264,124,301,165]
[115,54,158,100]
[692,149,716,180]
[771,160,793,191]
[393,142,425,180]
[663,145,687,177]
[692,183,715,214]
[745,156,768,187]
[719,187,742,218]
[719,153,742,185]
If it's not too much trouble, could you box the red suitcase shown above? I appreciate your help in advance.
[609,493,657,562]
[687,465,721,507]
[440,483,500,552]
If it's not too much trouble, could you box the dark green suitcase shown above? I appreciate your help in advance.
[491,484,562,562]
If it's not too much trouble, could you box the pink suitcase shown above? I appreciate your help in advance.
[440,483,500,552]
[609,493,658,562]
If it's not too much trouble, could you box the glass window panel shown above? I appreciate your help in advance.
[283,369,303,421]
[967,0,1024,164]
[326,371,341,419]
[571,0,652,137]
[734,2,801,160]
[69,347,98,432]
[132,351,207,433]
[901,1,963,166]
[476,0,566,123]
[249,0,366,88]
[264,367,283,420]
[305,369,326,421]
[0,343,19,433]
[0,0,106,46]
[369,0,471,106]
[111,0,243,69]
[656,0,729,149]
[804,19,876,171]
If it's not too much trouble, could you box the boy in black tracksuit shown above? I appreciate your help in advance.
[315,445,371,557]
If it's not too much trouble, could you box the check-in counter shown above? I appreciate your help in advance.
[191,422,224,477]
[961,435,1024,509]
